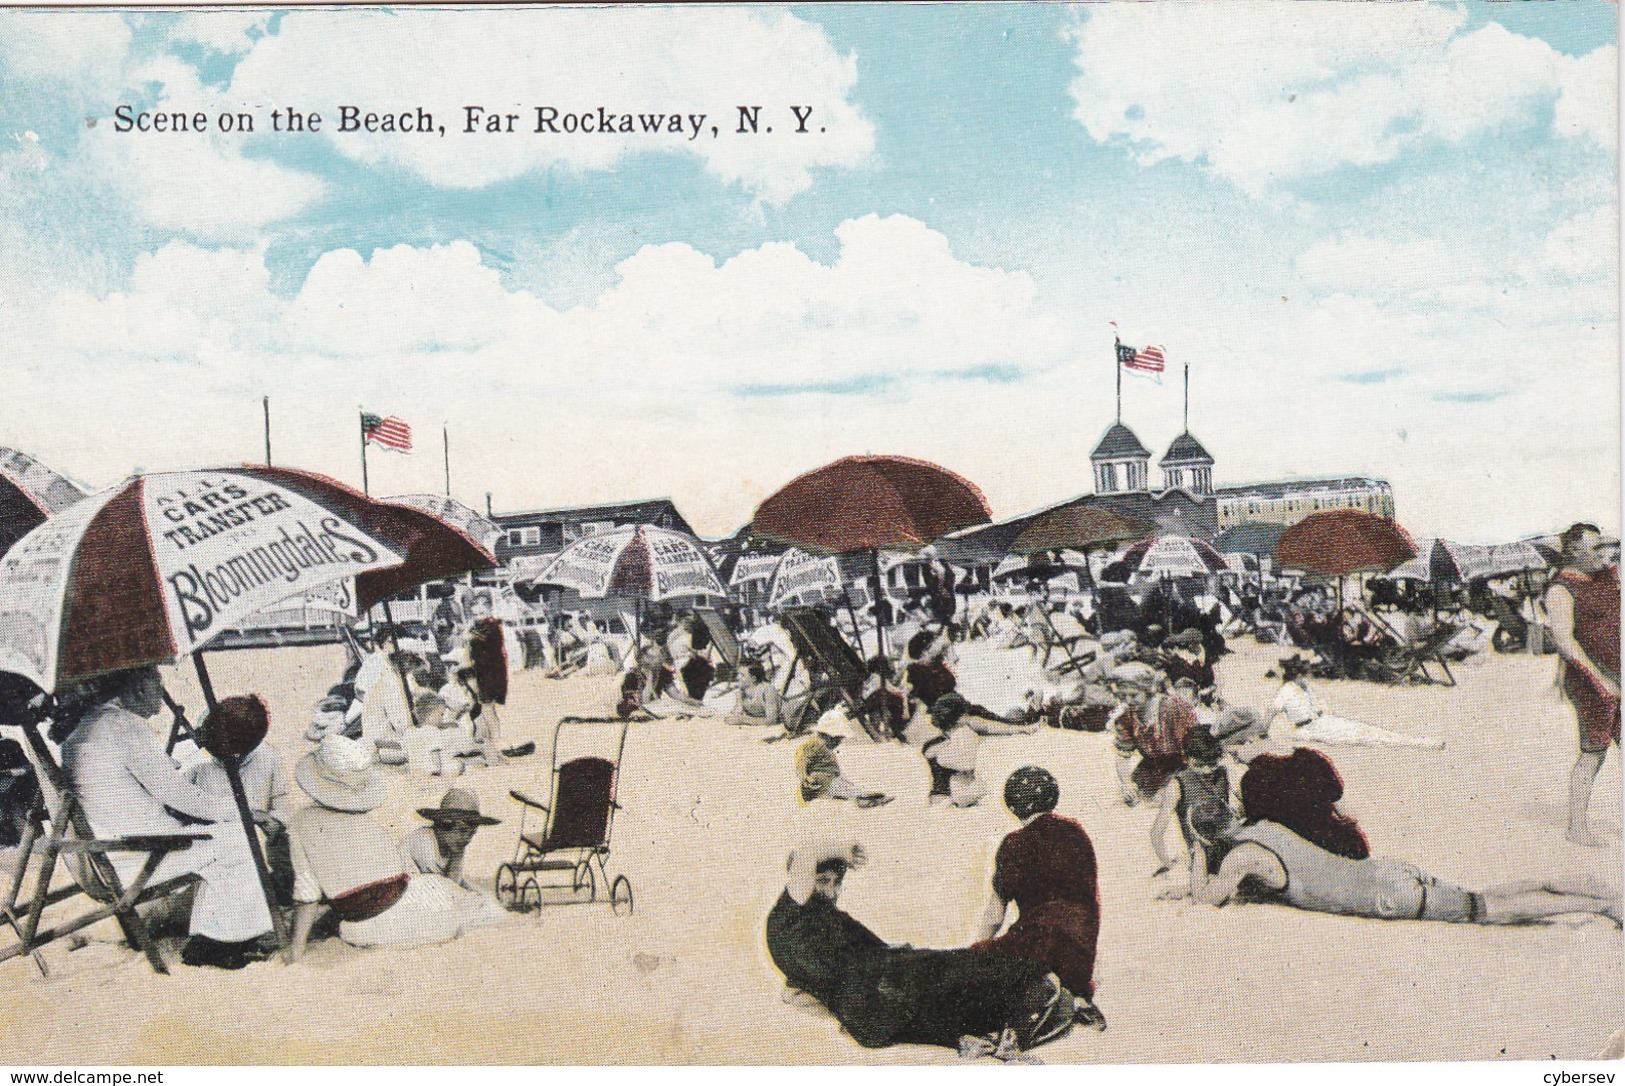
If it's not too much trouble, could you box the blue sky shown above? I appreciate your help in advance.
[0,3,1616,539]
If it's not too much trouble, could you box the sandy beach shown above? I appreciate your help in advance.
[1,638,1619,1065]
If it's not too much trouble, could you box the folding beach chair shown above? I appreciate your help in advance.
[693,608,747,691]
[495,717,633,916]
[774,608,882,740]
[0,717,206,977]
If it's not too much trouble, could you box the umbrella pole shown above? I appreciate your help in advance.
[193,653,287,947]
[380,600,419,728]
[872,549,887,658]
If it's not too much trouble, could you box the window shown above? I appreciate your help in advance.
[506,527,541,548]
[581,521,615,537]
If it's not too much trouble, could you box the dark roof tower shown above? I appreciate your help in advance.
[1091,422,1151,494]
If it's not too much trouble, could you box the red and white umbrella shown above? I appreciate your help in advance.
[0,446,87,559]
[1104,535,1229,582]
[0,466,494,693]
[766,547,843,609]
[530,524,726,602]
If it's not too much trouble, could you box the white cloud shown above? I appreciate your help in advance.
[167,12,270,54]
[77,55,327,242]
[1554,46,1619,147]
[0,12,131,83]
[1535,205,1619,280]
[225,8,873,204]
[1068,5,1615,195]
[6,211,1616,542]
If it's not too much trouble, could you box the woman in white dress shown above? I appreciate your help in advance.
[1267,657,1444,749]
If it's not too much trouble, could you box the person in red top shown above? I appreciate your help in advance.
[1109,663,1198,804]
[1215,707,1370,860]
[972,766,1107,1031]
[1544,523,1621,846]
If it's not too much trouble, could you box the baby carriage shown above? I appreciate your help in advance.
[495,717,634,915]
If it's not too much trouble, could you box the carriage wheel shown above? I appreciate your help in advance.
[610,875,634,916]
[573,859,597,901]
[519,876,543,910]
[494,864,520,910]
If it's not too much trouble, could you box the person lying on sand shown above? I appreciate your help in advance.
[766,840,1079,1061]
[1267,656,1444,749]
[1172,807,1622,927]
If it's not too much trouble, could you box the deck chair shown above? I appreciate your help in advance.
[0,719,206,977]
[1389,621,1459,687]
[693,609,744,691]
[775,608,883,739]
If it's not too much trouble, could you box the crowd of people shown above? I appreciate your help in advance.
[751,522,1620,1061]
[0,520,1617,1063]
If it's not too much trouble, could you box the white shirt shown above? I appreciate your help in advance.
[1271,681,1320,726]
[189,745,293,821]
[61,703,235,837]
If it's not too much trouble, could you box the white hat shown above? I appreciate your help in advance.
[296,735,388,813]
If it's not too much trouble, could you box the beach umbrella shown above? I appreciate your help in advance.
[0,465,492,693]
[529,524,727,659]
[751,455,992,653]
[1274,509,1416,578]
[728,552,785,588]
[1482,541,1548,578]
[766,548,843,609]
[384,493,502,554]
[1005,506,1154,556]
[1213,521,1287,559]
[1385,539,1494,584]
[0,447,87,559]
[1103,535,1229,582]
[529,524,726,603]
[0,465,495,939]
[752,455,991,554]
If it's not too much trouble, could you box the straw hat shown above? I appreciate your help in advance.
[417,786,501,826]
[296,735,388,813]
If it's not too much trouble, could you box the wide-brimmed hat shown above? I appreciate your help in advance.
[296,735,388,813]
[417,786,501,826]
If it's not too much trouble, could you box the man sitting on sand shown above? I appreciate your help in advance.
[971,768,1107,1031]
[766,840,1078,1060]
[1177,808,1622,927]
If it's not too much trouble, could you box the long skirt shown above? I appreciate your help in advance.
[339,874,507,949]
[833,946,1049,1049]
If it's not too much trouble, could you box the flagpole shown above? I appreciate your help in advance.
[1115,337,1123,423]
[443,423,451,497]
[262,396,272,467]
[358,409,370,496]
[1183,360,1190,433]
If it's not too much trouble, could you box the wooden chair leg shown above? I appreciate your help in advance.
[0,816,50,977]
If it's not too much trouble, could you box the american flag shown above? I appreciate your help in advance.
[1125,345,1166,374]
[362,412,413,452]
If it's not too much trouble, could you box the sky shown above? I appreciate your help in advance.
[0,3,1617,542]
